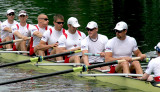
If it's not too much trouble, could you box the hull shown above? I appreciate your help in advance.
[0,52,159,92]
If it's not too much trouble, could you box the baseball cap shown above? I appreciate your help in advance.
[114,21,128,31]
[154,42,160,52]
[86,21,98,29]
[67,17,80,28]
[7,9,14,14]
[18,10,27,16]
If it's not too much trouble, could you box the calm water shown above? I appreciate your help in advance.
[0,0,159,91]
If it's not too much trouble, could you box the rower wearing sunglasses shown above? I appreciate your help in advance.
[1,9,18,49]
[81,21,109,70]
[105,21,146,79]
[38,14,66,56]
[29,14,52,56]
[11,10,37,55]
[57,17,86,63]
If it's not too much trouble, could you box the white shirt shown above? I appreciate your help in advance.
[31,25,52,47]
[145,56,160,77]
[105,36,138,58]
[58,30,86,57]
[1,20,18,40]
[81,34,108,63]
[41,27,66,52]
[12,23,36,45]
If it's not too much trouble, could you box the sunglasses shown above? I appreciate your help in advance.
[86,28,95,31]
[8,13,15,16]
[56,22,64,24]
[39,18,49,21]
[114,29,125,33]
[20,15,26,17]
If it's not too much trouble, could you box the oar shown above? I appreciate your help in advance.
[0,51,29,53]
[0,37,31,46]
[0,60,125,85]
[0,50,81,68]
[79,73,143,77]
[84,53,100,56]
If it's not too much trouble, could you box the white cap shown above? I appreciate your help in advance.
[67,17,80,28]
[18,10,27,16]
[86,21,98,29]
[114,21,128,31]
[154,42,160,52]
[7,9,14,14]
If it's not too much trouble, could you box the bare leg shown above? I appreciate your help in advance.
[130,61,143,79]
[116,61,130,73]
[55,47,64,61]
[69,55,80,63]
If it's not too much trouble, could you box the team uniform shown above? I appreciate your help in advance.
[29,25,52,55]
[41,27,66,53]
[58,30,86,63]
[81,34,108,64]
[145,57,160,82]
[11,23,37,50]
[105,35,138,73]
[1,20,18,40]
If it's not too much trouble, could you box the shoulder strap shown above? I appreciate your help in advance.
[45,26,48,30]
[49,28,52,35]
[62,28,67,39]
[16,24,19,30]
[77,30,82,37]
[35,25,39,31]
[27,24,29,30]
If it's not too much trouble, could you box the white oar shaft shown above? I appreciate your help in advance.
[0,51,29,53]
[13,37,31,43]
[79,73,143,77]
[35,63,84,66]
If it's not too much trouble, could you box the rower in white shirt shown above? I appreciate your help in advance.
[142,42,160,83]
[29,14,51,56]
[105,21,146,79]
[38,14,66,56]
[81,21,108,70]
[58,17,86,63]
[1,9,18,49]
[11,10,37,55]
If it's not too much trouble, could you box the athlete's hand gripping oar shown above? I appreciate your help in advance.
[0,60,125,85]
[0,37,31,46]
[0,50,81,68]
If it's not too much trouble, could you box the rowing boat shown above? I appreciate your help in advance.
[0,51,159,91]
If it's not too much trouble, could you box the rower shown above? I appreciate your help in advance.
[11,10,37,55]
[29,14,51,56]
[142,42,160,84]
[58,17,86,63]
[105,21,146,78]
[81,21,109,70]
[1,9,18,49]
[38,14,65,56]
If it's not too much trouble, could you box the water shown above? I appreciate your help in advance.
[0,0,159,91]
[0,67,143,92]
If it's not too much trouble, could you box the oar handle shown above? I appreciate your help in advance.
[132,57,141,61]
[117,60,126,63]
[13,37,31,43]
